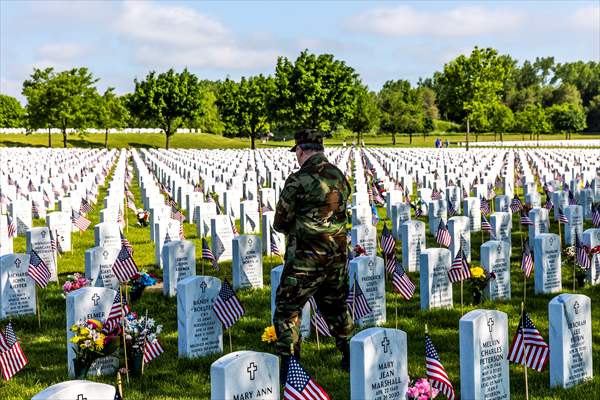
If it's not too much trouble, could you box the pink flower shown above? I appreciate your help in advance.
[418,395,429,400]
[407,387,419,398]
[63,281,72,292]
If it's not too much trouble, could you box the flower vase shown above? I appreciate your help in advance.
[73,358,91,379]
[472,290,482,305]
[130,285,146,303]
[577,274,586,289]
[130,351,144,377]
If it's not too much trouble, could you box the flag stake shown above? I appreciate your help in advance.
[36,286,41,329]
[460,280,464,316]
[520,302,529,400]
[141,309,149,376]
[119,285,130,384]
[228,329,233,353]
[573,257,576,292]
[314,311,320,351]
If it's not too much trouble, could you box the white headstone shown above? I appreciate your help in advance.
[26,227,58,281]
[480,240,511,300]
[0,253,36,319]
[32,380,116,400]
[534,233,562,294]
[162,240,196,297]
[211,215,234,262]
[582,228,600,285]
[401,220,426,272]
[351,224,377,257]
[232,235,263,290]
[84,246,120,290]
[94,222,122,249]
[419,248,453,310]
[348,256,386,326]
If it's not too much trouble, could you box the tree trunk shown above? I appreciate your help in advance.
[392,132,397,145]
[500,131,504,142]
[165,130,171,150]
[48,128,51,147]
[475,132,479,142]
[408,132,412,144]
[105,128,109,148]
[493,132,497,141]
[465,118,470,151]
[63,128,67,148]
[250,134,256,150]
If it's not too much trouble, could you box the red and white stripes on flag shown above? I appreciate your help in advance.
[284,356,330,400]
[212,279,244,329]
[575,234,591,269]
[435,219,451,248]
[270,228,282,258]
[104,291,130,332]
[521,240,534,278]
[7,216,17,238]
[143,339,164,364]
[508,312,549,372]
[27,250,51,288]
[71,210,91,231]
[448,247,471,284]
[392,263,415,300]
[0,323,28,381]
[308,297,332,337]
[347,277,372,320]
[112,246,139,283]
[425,334,455,400]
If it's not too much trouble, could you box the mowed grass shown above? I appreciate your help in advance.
[1,158,599,400]
[1,131,598,150]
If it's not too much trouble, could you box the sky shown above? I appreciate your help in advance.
[1,0,598,103]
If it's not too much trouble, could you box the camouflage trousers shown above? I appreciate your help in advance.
[273,256,353,357]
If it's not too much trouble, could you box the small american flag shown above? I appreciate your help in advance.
[202,238,219,271]
[510,195,523,213]
[448,246,471,283]
[105,291,130,331]
[7,216,17,238]
[71,210,91,231]
[270,228,282,258]
[481,215,492,232]
[575,234,591,269]
[308,297,332,337]
[521,240,534,278]
[143,338,164,364]
[31,201,40,218]
[380,224,395,255]
[42,190,50,205]
[171,206,185,223]
[392,262,415,300]
[0,193,8,205]
[284,356,330,400]
[508,312,549,372]
[120,231,133,255]
[347,277,372,320]
[558,208,569,224]
[435,219,451,248]
[568,190,577,205]
[0,323,28,380]
[230,217,239,237]
[112,245,139,283]
[127,198,137,212]
[480,197,490,215]
[425,334,455,400]
[520,211,533,226]
[447,200,458,217]
[212,279,244,329]
[117,208,124,228]
[27,180,36,192]
[431,188,442,200]
[27,250,51,288]
[80,198,93,214]
[544,196,553,210]
[179,222,185,240]
[592,203,600,227]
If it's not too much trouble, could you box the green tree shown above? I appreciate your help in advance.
[548,83,582,106]
[272,50,358,132]
[0,94,25,128]
[96,88,129,148]
[488,102,515,142]
[347,84,379,143]
[190,88,224,135]
[217,75,275,149]
[433,46,512,149]
[515,104,551,141]
[585,94,600,132]
[468,101,491,138]
[129,68,204,149]
[552,61,599,106]
[22,67,99,147]
[547,103,587,139]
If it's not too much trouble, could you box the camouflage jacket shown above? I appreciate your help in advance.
[273,152,351,262]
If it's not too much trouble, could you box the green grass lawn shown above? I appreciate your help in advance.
[1,159,599,399]
[1,131,598,150]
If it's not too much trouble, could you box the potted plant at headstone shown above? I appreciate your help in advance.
[123,312,163,376]
[562,245,586,288]
[406,378,439,399]
[468,265,491,305]
[70,319,120,379]
[62,273,91,297]
[127,270,158,303]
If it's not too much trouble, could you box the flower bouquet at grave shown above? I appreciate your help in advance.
[468,266,491,305]
[562,245,587,288]
[261,325,277,347]
[123,312,163,376]
[406,378,439,399]
[127,270,158,303]
[70,319,120,379]
[62,273,91,297]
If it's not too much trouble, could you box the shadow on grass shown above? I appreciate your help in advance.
[0,140,49,148]
[67,138,104,148]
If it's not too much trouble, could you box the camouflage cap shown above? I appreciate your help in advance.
[290,129,324,152]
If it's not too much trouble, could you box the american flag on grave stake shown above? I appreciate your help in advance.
[230,217,239,237]
[347,276,372,320]
[435,219,451,248]
[201,238,220,271]
[380,224,396,273]
[308,297,332,337]
[0,322,28,380]
[575,234,591,269]
[120,231,133,256]
[480,196,490,215]
[80,198,92,214]
[510,195,523,213]
[284,355,330,400]
[112,245,139,283]
[558,208,569,224]
[521,239,534,278]
[392,262,415,300]
[143,338,164,364]
[212,279,244,329]
[481,214,492,232]
[508,311,549,372]
[425,333,455,400]
[270,228,282,258]
[104,291,130,331]
[448,245,471,284]
[520,211,533,226]
[71,210,91,231]
[27,250,51,288]
[592,203,600,227]
[7,216,17,238]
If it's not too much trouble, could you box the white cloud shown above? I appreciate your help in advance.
[346,5,523,37]
[569,5,600,31]
[115,1,277,69]
[37,43,88,62]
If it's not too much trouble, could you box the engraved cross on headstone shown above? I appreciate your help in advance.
[247,362,257,380]
[199,281,207,294]
[14,258,21,269]
[381,335,390,354]
[76,394,87,400]
[487,317,494,333]
[92,293,100,306]
[574,301,580,315]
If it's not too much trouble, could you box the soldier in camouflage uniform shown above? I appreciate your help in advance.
[273,129,353,374]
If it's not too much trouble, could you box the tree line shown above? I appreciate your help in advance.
[0,47,598,149]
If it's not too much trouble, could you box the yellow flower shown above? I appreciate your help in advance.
[261,326,277,343]
[470,267,485,279]
[95,338,104,350]
[80,328,89,336]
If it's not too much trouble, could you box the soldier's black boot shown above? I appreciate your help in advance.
[340,344,350,372]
